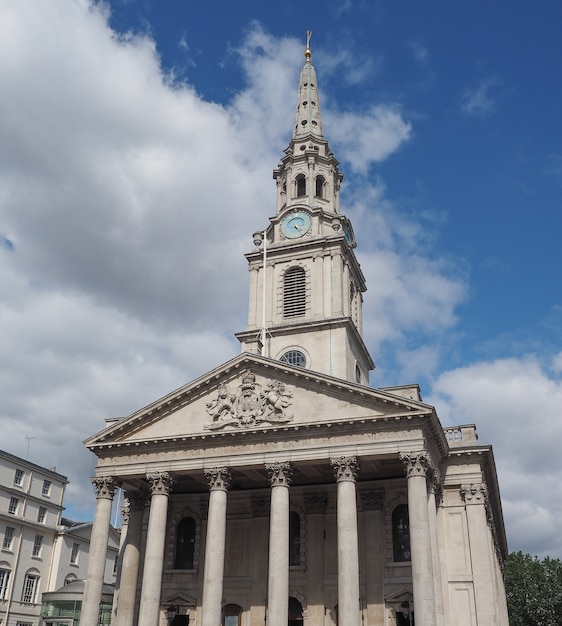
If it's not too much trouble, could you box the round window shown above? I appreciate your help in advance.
[280,350,307,368]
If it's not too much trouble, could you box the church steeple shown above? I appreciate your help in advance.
[236,34,375,385]
[293,32,324,140]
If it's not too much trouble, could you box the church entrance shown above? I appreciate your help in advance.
[288,596,304,626]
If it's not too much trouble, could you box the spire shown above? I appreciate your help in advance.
[293,31,324,140]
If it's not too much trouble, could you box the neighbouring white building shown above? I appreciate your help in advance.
[0,449,119,626]
[82,37,509,626]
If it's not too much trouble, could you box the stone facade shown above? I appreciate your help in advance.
[83,37,509,626]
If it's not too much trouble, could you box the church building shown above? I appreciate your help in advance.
[82,37,509,626]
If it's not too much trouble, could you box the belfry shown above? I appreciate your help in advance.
[82,35,509,626]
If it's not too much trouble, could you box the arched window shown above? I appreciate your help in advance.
[315,175,325,198]
[280,350,306,368]
[223,603,242,626]
[392,504,411,562]
[289,511,301,566]
[175,517,196,569]
[296,174,306,197]
[64,573,77,585]
[21,568,40,603]
[0,563,11,600]
[283,267,306,318]
[288,597,304,626]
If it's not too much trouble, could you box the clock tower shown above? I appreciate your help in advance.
[236,34,375,384]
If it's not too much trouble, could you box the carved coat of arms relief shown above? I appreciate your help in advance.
[204,370,294,430]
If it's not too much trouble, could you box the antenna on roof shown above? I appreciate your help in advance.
[25,436,35,460]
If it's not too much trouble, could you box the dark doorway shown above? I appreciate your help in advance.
[288,596,303,626]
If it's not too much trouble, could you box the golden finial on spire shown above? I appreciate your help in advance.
[305,30,312,63]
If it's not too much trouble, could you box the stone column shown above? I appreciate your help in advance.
[400,452,436,626]
[428,472,445,626]
[201,467,231,626]
[114,491,147,626]
[331,456,360,626]
[461,483,497,625]
[138,472,173,626]
[81,476,116,626]
[265,462,293,626]
[360,490,385,626]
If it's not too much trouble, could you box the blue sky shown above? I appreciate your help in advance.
[1,0,561,559]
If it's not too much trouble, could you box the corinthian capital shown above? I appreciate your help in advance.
[331,456,359,483]
[204,467,231,491]
[92,476,116,500]
[461,482,489,505]
[400,451,431,478]
[266,462,293,487]
[146,472,173,496]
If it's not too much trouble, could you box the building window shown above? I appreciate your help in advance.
[280,350,307,368]
[64,573,77,585]
[21,572,40,603]
[175,517,196,570]
[32,535,43,558]
[392,504,411,562]
[14,469,24,486]
[355,363,362,384]
[42,480,51,496]
[8,497,19,515]
[289,511,301,566]
[70,543,80,564]
[283,266,306,318]
[0,566,11,600]
[223,603,242,626]
[37,507,47,524]
[3,527,14,550]
[315,175,325,198]
[296,174,306,197]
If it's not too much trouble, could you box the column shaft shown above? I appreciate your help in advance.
[428,479,445,626]
[114,492,145,626]
[266,462,292,626]
[81,477,116,626]
[201,467,231,626]
[401,453,436,626]
[462,483,498,625]
[332,457,360,626]
[138,473,173,626]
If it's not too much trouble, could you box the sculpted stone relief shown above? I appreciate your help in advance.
[205,370,294,430]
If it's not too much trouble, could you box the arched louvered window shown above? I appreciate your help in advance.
[175,517,196,569]
[315,175,325,198]
[296,174,306,197]
[283,267,306,318]
[289,511,301,565]
[392,504,411,562]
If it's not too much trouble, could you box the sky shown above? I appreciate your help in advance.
[1,0,561,559]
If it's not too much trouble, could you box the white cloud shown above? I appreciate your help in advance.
[460,77,499,117]
[428,356,562,558]
[2,1,541,566]
[326,106,412,174]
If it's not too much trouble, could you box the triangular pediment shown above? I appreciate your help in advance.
[85,353,435,451]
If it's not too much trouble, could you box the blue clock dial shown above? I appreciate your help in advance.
[281,211,312,239]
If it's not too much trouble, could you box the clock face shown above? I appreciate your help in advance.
[281,211,312,239]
